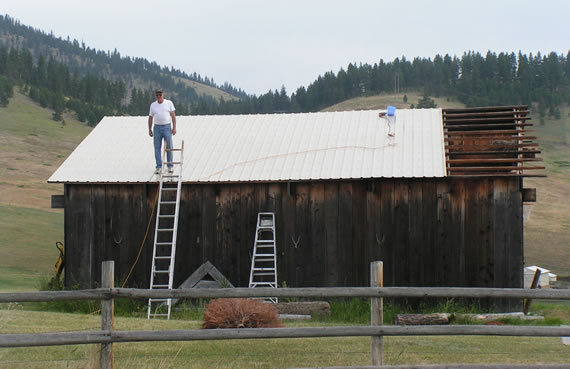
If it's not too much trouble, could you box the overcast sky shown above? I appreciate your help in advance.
[3,0,569,96]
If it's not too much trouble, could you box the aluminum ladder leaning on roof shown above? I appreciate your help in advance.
[147,140,184,319]
[248,212,278,303]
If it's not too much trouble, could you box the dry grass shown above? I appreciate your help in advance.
[322,91,465,112]
[0,309,568,368]
[0,90,91,211]
[202,298,284,329]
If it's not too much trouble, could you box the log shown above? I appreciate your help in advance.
[456,312,545,322]
[395,313,451,325]
[274,302,331,317]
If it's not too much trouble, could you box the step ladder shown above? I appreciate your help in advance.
[147,141,184,319]
[248,212,278,303]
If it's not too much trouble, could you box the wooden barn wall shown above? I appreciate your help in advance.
[64,178,523,291]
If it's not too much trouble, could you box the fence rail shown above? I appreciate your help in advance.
[1,260,569,369]
[2,286,569,302]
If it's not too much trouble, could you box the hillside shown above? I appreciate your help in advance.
[0,91,567,292]
[0,14,241,109]
[0,90,91,290]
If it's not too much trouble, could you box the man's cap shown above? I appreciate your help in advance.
[155,88,163,94]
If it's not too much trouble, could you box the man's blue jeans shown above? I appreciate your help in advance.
[153,124,173,169]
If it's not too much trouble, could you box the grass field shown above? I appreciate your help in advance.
[0,91,91,291]
[0,306,568,368]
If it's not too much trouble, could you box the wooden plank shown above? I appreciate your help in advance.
[448,166,545,171]
[2,326,570,348]
[449,179,466,287]
[268,182,282,285]
[324,182,339,286]
[282,182,297,287]
[446,129,534,135]
[393,181,409,286]
[444,116,531,123]
[92,185,106,290]
[370,261,384,365]
[201,185,216,263]
[368,180,383,264]
[508,178,524,295]
[447,143,539,150]
[435,181,450,286]
[310,182,325,286]
[448,158,542,164]
[100,260,114,369]
[216,185,232,283]
[444,109,530,118]
[421,180,437,286]
[492,178,509,310]
[72,185,94,289]
[103,185,121,287]
[463,180,480,287]
[3,285,570,303]
[50,194,65,208]
[338,182,353,286]
[446,123,533,129]
[229,184,241,286]
[240,183,255,287]
[351,182,367,285]
[408,181,423,287]
[378,181,394,286]
[295,183,311,286]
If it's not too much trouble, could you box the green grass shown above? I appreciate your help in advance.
[0,204,63,291]
[0,307,568,368]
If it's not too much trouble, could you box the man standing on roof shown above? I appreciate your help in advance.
[148,88,176,174]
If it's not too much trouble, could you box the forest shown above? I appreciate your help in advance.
[0,14,568,124]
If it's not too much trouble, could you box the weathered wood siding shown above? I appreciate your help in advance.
[64,178,523,292]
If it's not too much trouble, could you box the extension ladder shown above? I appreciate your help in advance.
[147,141,184,319]
[248,212,278,303]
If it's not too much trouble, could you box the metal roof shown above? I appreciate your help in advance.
[48,109,447,183]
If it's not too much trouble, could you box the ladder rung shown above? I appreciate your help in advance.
[162,175,179,178]
[158,215,175,218]
[154,270,170,274]
[253,272,276,276]
[250,282,276,286]
[256,244,275,248]
[165,161,182,165]
[151,284,170,288]
[156,242,172,246]
[161,188,177,191]
[253,267,275,271]
[154,256,172,260]
[150,298,169,303]
[256,240,275,243]
[166,148,182,151]
[254,258,274,262]
[158,228,174,232]
[160,201,177,205]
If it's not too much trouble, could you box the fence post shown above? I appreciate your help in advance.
[101,261,114,369]
[370,261,383,365]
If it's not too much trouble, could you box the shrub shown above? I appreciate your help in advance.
[202,298,284,329]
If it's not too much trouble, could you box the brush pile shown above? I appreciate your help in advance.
[202,298,284,329]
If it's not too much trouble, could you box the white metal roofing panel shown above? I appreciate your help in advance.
[48,109,446,183]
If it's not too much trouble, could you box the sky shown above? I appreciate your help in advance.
[3,0,569,96]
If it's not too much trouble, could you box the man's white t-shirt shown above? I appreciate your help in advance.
[149,99,175,125]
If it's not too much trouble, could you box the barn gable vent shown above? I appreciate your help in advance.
[442,105,545,177]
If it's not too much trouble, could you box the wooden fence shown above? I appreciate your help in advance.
[1,260,569,369]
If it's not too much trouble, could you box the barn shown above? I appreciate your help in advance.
[49,105,542,299]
